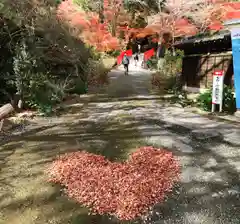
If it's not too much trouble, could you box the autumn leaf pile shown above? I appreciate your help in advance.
[47,146,180,221]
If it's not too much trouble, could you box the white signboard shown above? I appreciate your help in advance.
[212,70,224,112]
[230,27,240,40]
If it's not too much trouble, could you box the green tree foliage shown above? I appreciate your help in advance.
[197,85,236,114]
[124,0,162,14]
[0,0,91,114]
[73,0,92,11]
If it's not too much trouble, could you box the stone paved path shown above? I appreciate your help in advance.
[0,63,240,224]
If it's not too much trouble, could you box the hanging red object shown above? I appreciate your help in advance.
[125,49,133,56]
[117,49,132,65]
[144,48,155,61]
[226,11,240,20]
[117,51,125,65]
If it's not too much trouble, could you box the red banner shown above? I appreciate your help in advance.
[144,48,155,61]
[117,49,132,65]
[125,49,133,56]
[117,51,125,65]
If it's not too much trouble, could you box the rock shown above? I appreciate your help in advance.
[227,186,240,196]
[203,158,218,169]
[212,191,224,198]
[212,193,219,198]
[188,185,209,195]
[174,103,182,108]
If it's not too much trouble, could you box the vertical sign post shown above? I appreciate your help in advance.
[212,70,224,113]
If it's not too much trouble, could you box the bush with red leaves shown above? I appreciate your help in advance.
[47,146,180,221]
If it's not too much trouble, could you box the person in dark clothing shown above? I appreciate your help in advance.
[157,44,166,58]
[157,44,166,71]
[137,44,141,53]
[134,53,139,66]
[122,53,129,75]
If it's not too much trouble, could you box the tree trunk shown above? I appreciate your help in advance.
[99,0,104,23]
[0,103,14,120]
[0,92,23,121]
[11,92,22,111]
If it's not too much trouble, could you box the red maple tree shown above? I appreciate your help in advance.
[163,1,240,33]
[208,1,240,31]
[57,0,133,52]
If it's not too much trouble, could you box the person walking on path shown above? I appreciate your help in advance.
[157,43,166,72]
[137,44,141,54]
[122,52,130,75]
[134,53,139,66]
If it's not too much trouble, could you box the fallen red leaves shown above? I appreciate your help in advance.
[47,146,180,221]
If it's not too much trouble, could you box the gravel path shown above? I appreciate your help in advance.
[0,62,240,224]
[106,64,240,223]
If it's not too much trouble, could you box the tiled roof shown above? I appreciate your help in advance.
[174,30,230,45]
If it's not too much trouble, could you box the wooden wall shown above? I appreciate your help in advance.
[182,52,233,89]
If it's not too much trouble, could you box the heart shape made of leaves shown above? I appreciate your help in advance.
[48,146,180,221]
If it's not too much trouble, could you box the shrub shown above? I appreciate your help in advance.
[151,50,184,93]
[197,89,212,111]
[163,49,184,76]
[107,50,121,57]
[197,85,236,114]
[87,59,110,87]
[67,78,88,95]
[223,85,236,113]
[24,73,66,115]
[151,71,180,92]
[151,72,162,88]
[47,146,180,221]
[147,56,158,70]
[0,1,92,113]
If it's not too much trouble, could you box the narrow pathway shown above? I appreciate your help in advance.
[0,64,240,224]
[102,65,240,223]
